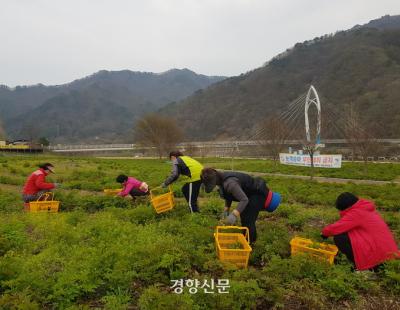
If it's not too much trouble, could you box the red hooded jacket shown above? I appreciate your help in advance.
[23,168,55,195]
[322,199,399,270]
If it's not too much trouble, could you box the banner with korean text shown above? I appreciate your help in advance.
[279,153,342,168]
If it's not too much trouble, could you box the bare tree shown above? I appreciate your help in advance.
[183,142,199,157]
[344,105,380,172]
[134,114,184,158]
[258,116,290,162]
[302,141,319,180]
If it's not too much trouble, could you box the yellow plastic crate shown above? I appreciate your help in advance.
[103,188,122,196]
[150,186,175,214]
[214,226,252,268]
[28,192,60,213]
[290,236,338,265]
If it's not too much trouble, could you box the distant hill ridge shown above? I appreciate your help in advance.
[0,69,225,143]
[161,15,400,140]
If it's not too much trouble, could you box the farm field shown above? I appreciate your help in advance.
[205,157,400,182]
[0,155,399,309]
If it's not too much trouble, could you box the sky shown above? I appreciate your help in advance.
[1,0,399,87]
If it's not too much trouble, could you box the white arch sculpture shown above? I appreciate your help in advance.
[304,85,321,143]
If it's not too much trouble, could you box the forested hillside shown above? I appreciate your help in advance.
[0,69,225,143]
[162,15,400,140]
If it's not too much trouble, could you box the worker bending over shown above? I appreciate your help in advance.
[162,151,203,213]
[116,174,149,200]
[201,168,281,243]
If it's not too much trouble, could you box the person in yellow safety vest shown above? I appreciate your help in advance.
[161,151,203,213]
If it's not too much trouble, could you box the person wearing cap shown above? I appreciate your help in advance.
[161,151,203,213]
[116,174,149,199]
[321,192,399,271]
[201,168,281,243]
[22,163,59,203]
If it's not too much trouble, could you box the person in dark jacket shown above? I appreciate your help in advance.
[161,151,204,213]
[201,168,281,243]
[322,192,399,271]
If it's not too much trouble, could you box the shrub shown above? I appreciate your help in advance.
[0,156,398,308]
[138,286,196,310]
[380,259,400,295]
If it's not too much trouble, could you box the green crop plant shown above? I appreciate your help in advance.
[0,155,398,309]
[226,242,243,249]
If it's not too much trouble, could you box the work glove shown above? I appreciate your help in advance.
[220,210,229,220]
[224,212,237,225]
[320,233,328,240]
[161,183,167,188]
[54,183,62,189]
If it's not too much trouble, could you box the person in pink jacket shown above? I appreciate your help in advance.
[116,174,149,199]
[321,192,399,271]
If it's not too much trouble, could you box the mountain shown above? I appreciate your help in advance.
[0,69,225,143]
[0,84,62,120]
[353,14,400,30]
[161,15,400,140]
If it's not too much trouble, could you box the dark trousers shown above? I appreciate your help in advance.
[182,180,201,213]
[334,233,355,265]
[129,188,149,199]
[240,194,265,244]
[333,233,383,272]
[22,190,52,203]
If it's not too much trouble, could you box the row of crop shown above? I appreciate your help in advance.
[204,158,400,181]
[0,203,399,309]
[2,156,400,187]
[2,173,399,215]
[2,183,398,245]
[0,157,174,192]
[1,156,399,211]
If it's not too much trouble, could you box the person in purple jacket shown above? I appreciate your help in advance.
[116,174,149,199]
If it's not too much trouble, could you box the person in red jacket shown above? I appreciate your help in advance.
[321,192,399,271]
[22,163,59,203]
